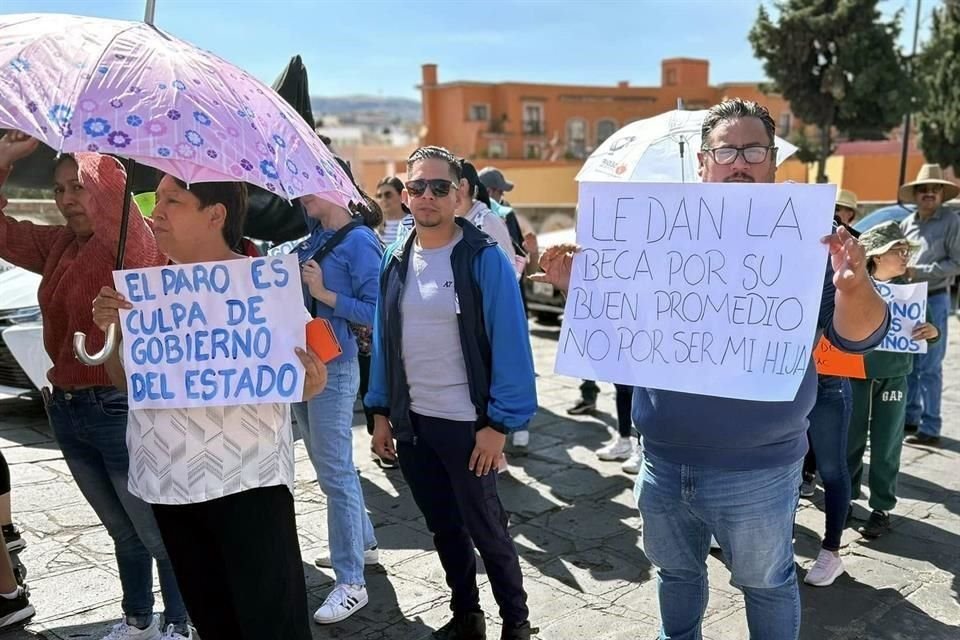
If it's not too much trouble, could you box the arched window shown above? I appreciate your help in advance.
[596,119,618,146]
[566,118,587,158]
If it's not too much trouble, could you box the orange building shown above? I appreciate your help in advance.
[417,58,954,218]
[419,58,797,162]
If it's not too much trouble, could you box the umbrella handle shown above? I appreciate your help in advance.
[73,323,118,366]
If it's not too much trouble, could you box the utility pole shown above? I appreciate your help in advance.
[897,0,923,196]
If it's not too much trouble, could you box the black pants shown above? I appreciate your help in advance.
[358,353,375,435]
[581,381,635,438]
[152,486,311,640]
[398,412,528,625]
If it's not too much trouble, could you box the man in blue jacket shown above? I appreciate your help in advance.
[533,99,890,639]
[367,146,537,640]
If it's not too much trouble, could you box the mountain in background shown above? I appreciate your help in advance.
[310,95,421,123]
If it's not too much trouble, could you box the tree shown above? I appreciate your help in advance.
[749,0,911,183]
[915,0,960,173]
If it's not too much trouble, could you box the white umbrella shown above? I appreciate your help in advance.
[576,109,798,183]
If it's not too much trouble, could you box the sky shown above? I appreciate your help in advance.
[2,0,934,100]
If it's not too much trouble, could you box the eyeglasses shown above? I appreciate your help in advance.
[916,185,943,195]
[885,247,911,258]
[702,145,776,165]
[405,178,458,198]
[376,191,394,200]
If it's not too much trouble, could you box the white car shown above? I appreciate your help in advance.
[0,260,50,397]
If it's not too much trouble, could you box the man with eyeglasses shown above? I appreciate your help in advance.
[534,99,889,639]
[366,146,537,640]
[898,164,960,446]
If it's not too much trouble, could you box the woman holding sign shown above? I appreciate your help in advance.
[0,133,191,639]
[847,222,939,539]
[92,175,329,640]
[293,161,384,625]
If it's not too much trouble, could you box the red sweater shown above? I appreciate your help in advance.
[0,153,166,388]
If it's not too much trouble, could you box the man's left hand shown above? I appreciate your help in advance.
[468,427,506,477]
[823,226,868,292]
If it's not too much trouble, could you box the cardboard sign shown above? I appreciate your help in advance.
[115,256,306,409]
[555,181,837,402]
[876,281,928,354]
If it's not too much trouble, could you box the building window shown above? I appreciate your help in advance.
[566,118,588,159]
[665,69,677,85]
[523,103,544,135]
[596,119,618,146]
[470,104,490,122]
[779,112,792,137]
[524,142,542,159]
[488,140,506,158]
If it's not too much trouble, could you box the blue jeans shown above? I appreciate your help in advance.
[44,387,187,626]
[806,376,851,551]
[293,358,376,586]
[636,451,802,640]
[907,291,949,436]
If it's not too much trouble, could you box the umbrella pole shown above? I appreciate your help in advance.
[73,158,135,366]
[115,158,136,270]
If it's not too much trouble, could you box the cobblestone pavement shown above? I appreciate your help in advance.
[2,320,959,639]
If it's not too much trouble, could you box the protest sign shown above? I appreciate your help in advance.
[875,281,928,354]
[814,336,866,379]
[114,255,306,410]
[554,181,836,402]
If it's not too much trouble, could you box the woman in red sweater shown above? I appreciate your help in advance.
[0,132,190,640]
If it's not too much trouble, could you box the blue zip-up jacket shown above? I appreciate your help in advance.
[364,218,536,441]
[296,220,383,363]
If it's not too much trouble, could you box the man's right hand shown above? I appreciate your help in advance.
[92,286,132,332]
[372,415,397,462]
[0,131,40,171]
[528,243,578,293]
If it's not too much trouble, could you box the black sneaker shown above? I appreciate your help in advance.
[433,610,486,640]
[0,587,34,628]
[566,398,597,415]
[2,525,24,554]
[859,510,891,538]
[903,423,919,435]
[500,621,533,640]
[905,433,940,446]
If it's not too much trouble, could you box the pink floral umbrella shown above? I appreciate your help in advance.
[0,12,359,206]
[0,12,362,365]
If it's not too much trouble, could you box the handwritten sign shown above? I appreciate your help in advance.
[814,336,866,379]
[554,181,837,402]
[114,256,306,409]
[876,281,928,354]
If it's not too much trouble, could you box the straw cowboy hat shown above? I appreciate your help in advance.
[835,189,859,211]
[898,164,960,204]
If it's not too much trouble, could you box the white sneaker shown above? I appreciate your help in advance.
[804,548,845,587]
[161,624,193,640]
[597,437,633,461]
[101,615,162,640]
[314,583,368,624]
[315,547,379,569]
[621,448,643,474]
[512,430,530,448]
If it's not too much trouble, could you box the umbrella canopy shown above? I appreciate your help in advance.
[0,13,358,206]
[576,109,798,183]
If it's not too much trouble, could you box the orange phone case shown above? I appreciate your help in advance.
[306,318,343,364]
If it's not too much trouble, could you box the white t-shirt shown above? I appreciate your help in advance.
[127,403,295,505]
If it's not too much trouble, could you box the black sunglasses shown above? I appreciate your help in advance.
[405,178,458,198]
